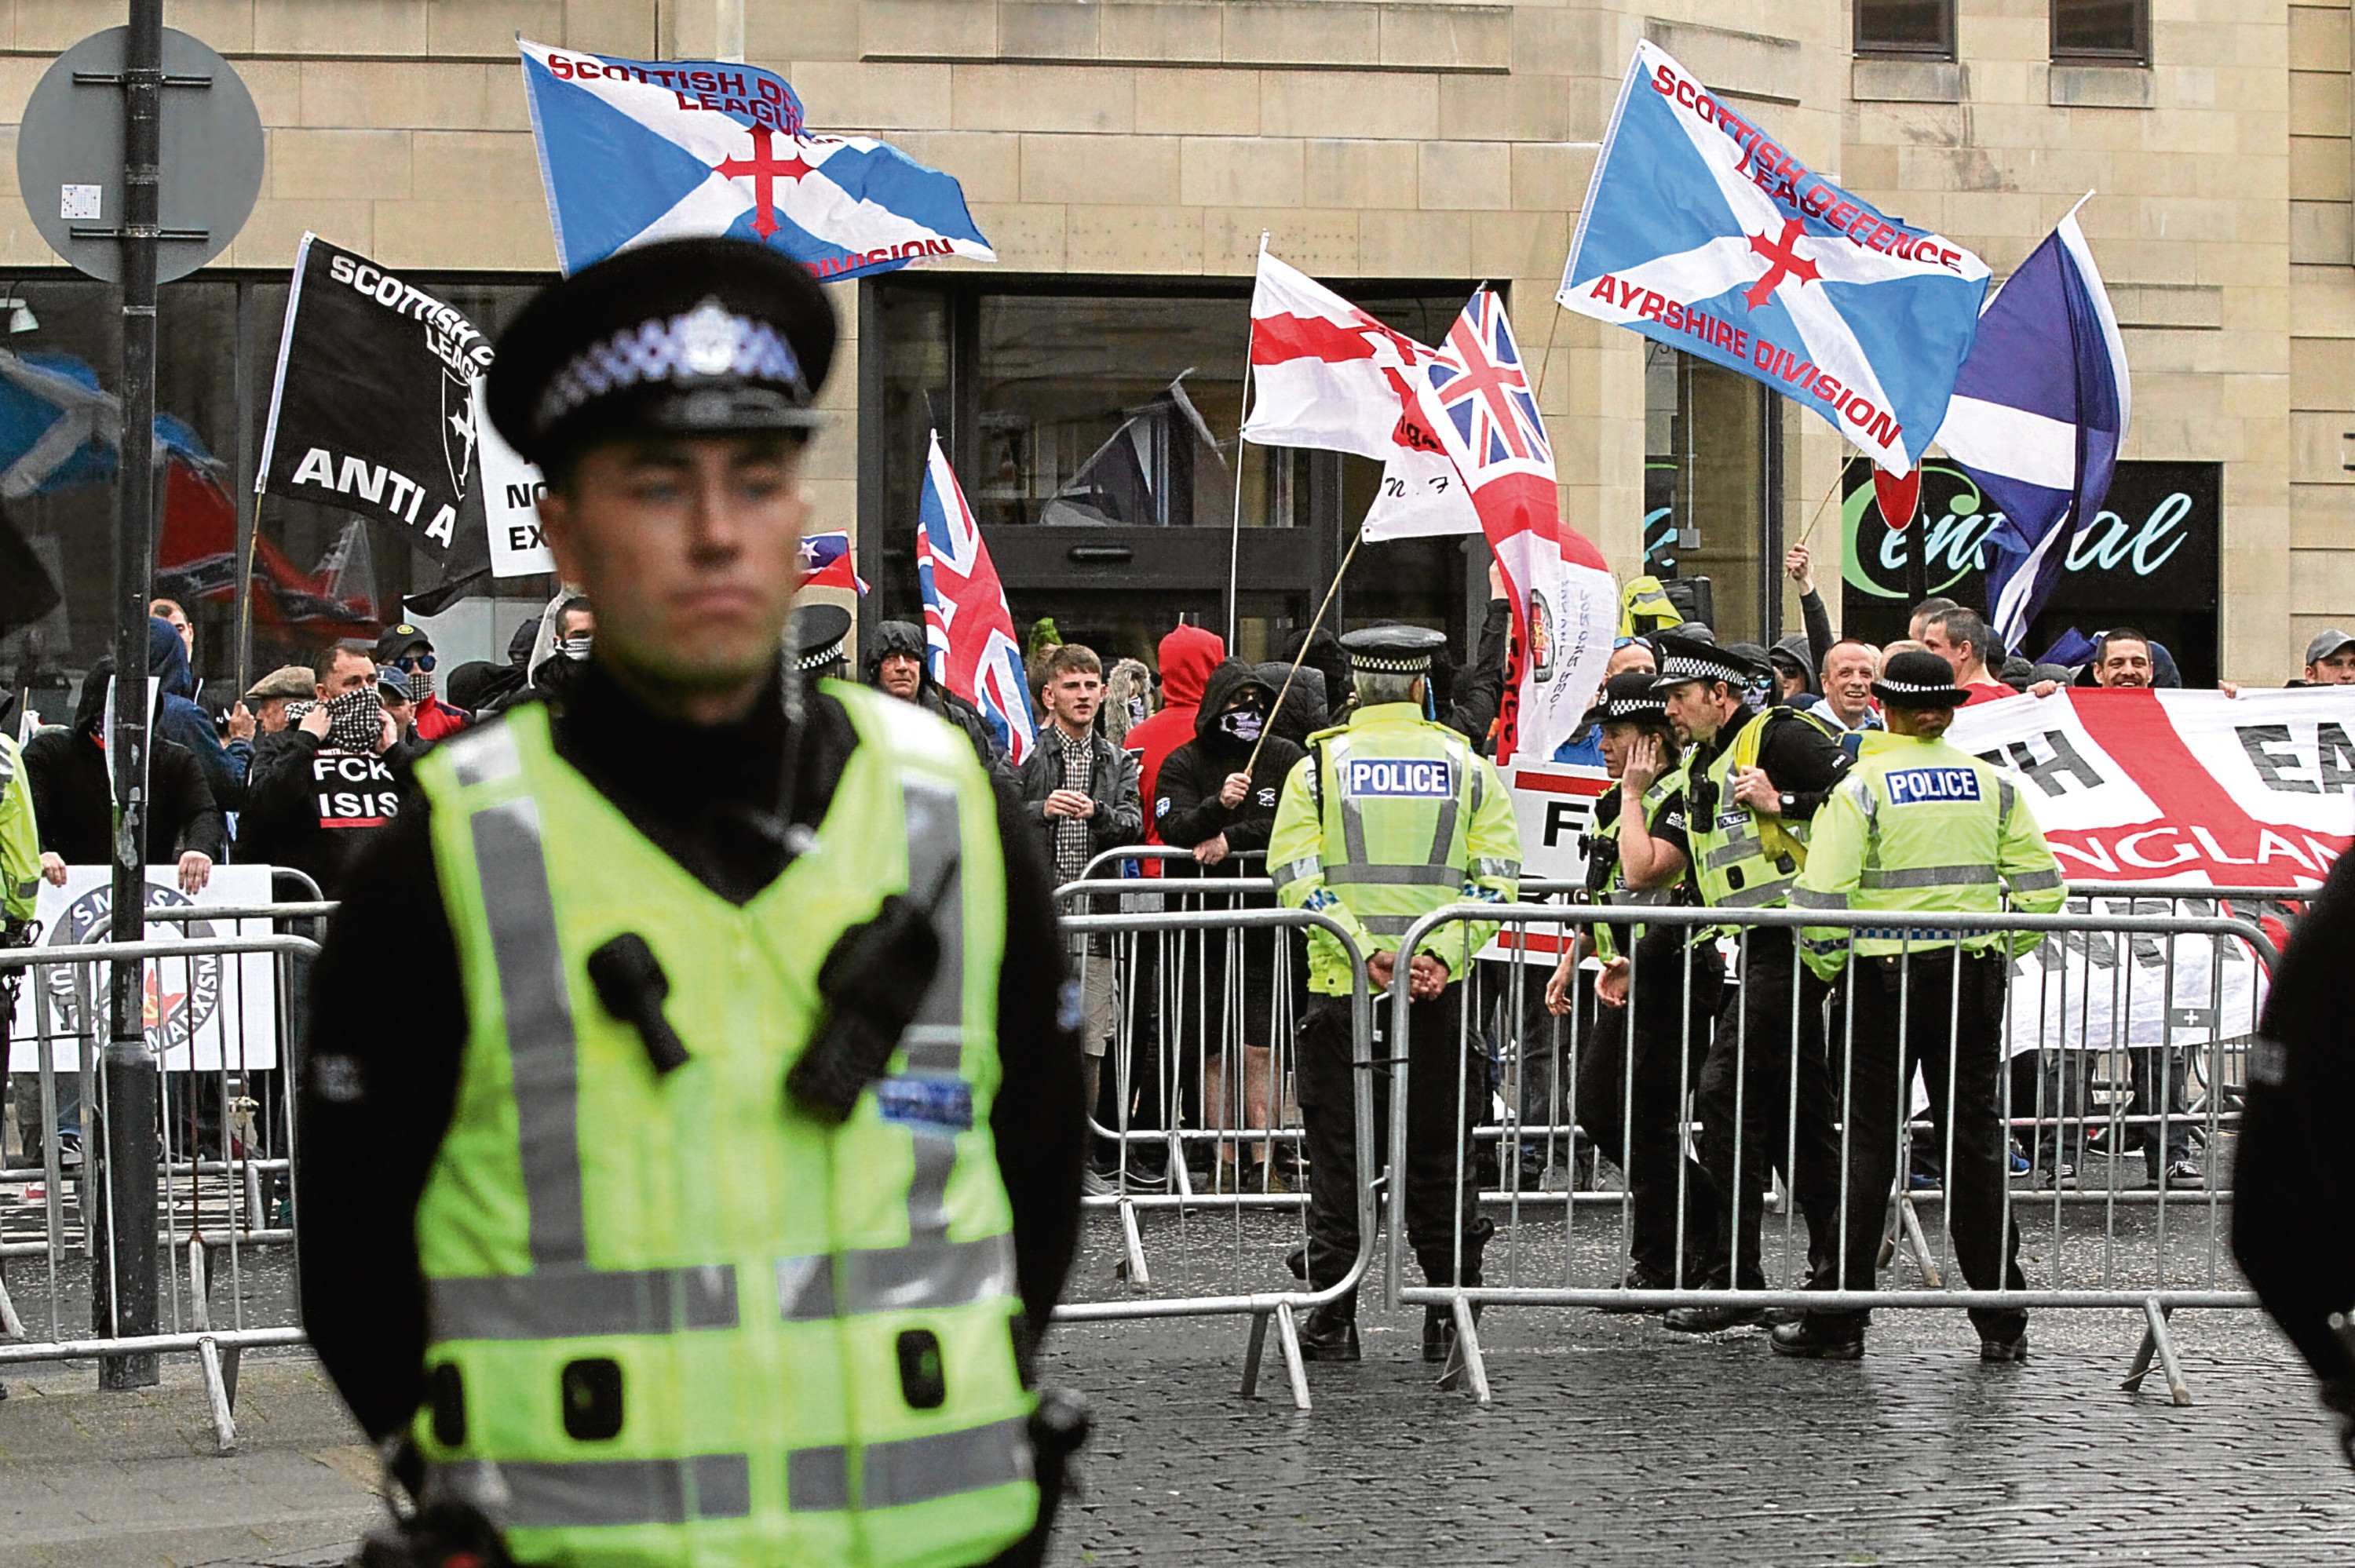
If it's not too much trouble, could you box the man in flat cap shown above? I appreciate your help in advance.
[1780,649,2061,1362]
[297,238,1083,1568]
[1268,623,1521,1366]
[1650,631,1851,1335]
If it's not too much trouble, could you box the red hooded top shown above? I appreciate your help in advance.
[1123,625,1226,869]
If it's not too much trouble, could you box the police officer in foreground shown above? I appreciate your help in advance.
[1776,650,2064,1361]
[2235,845,2355,1458]
[1269,625,1521,1363]
[1651,633,1849,1333]
[298,237,1086,1568]
[1544,671,1722,1299]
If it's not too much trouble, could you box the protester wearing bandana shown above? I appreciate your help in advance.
[238,643,416,899]
[374,624,473,740]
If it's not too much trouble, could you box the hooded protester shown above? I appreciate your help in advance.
[864,618,1014,787]
[23,657,225,891]
[1152,660,1309,1188]
[148,614,249,811]
[1122,624,1225,872]
[1254,659,1327,749]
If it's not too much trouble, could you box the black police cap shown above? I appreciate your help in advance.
[792,603,853,672]
[1871,648,1973,709]
[1650,630,1761,692]
[1580,669,1672,730]
[1339,623,1448,674]
[487,237,838,469]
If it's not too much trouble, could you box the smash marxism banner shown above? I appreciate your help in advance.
[1948,687,2355,886]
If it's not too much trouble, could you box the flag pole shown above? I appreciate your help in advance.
[1792,465,1846,549]
[1242,523,1363,779]
[1225,231,1269,651]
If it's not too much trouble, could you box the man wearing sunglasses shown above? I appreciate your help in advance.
[374,624,473,741]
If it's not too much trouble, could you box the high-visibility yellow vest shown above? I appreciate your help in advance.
[1792,728,2067,978]
[1686,709,1826,911]
[1589,763,1686,962]
[1267,703,1519,996]
[410,688,1036,1568]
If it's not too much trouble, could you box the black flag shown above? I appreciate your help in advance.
[0,502,60,641]
[257,234,494,562]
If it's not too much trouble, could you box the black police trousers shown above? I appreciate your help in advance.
[1695,928,1842,1291]
[1297,987,1487,1315]
[1816,950,2026,1339]
[1574,928,1725,1285]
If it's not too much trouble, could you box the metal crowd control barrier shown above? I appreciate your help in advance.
[1388,901,2277,1406]
[1,928,317,1453]
[1051,903,1372,1410]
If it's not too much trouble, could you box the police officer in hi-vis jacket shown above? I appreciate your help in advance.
[297,238,1086,1568]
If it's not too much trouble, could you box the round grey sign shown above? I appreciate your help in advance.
[16,27,264,284]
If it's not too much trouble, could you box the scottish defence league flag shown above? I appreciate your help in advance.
[519,40,995,279]
[1933,207,2130,649]
[916,433,1036,764]
[1558,41,1990,476]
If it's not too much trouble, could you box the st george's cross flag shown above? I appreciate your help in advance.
[917,433,1037,764]
[1557,41,1990,476]
[1237,250,1477,541]
[518,40,994,280]
[798,530,868,595]
[1412,290,1616,764]
[1933,205,2131,651]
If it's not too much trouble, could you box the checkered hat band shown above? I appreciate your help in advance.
[535,305,802,434]
[1349,653,1431,673]
[1607,697,1667,716]
[1879,679,1960,694]
[1662,654,1740,683]
[797,644,844,671]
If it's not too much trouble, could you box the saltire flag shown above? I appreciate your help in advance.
[798,529,868,595]
[1238,249,1477,540]
[915,432,1036,764]
[1411,290,1616,764]
[1557,40,1991,476]
[519,39,994,282]
[1933,203,2130,649]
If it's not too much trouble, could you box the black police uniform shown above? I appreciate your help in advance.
[1570,673,1724,1293]
[295,239,1086,1566]
[2235,848,2355,1439]
[1651,635,1849,1326]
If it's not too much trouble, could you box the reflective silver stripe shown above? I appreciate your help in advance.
[1473,857,1520,882]
[1996,773,2017,821]
[432,1266,737,1340]
[1326,863,1456,888]
[900,1023,963,1075]
[1786,886,1846,910]
[473,797,586,1266]
[2009,867,2064,891]
[1271,855,1320,889]
[1704,833,1761,871]
[447,722,523,787]
[498,1453,752,1527]
[1718,879,1794,909]
[1426,751,1462,872]
[1361,914,1418,936]
[789,1417,1033,1512]
[1857,863,2000,889]
[778,1235,1017,1322]
[898,778,966,1248]
[1329,741,1372,867]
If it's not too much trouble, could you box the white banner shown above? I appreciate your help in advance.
[1947,687,2353,1050]
[7,865,283,1072]
[1486,760,1611,965]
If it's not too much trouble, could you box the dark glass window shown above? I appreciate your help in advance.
[2053,0,2147,64]
[1855,0,1953,59]
[0,271,560,730]
[865,278,1481,667]
[1643,343,1786,647]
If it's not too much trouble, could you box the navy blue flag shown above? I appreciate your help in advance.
[1933,205,2130,648]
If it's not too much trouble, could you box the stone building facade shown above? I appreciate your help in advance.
[0,0,2333,684]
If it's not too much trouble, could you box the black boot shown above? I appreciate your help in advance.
[1769,1314,1865,1359]
[1297,1304,1360,1362]
[1422,1301,1486,1363]
[1664,1300,1764,1333]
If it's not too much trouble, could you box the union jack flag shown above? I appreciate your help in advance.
[916,432,1037,764]
[797,529,867,594]
[1424,290,1551,476]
